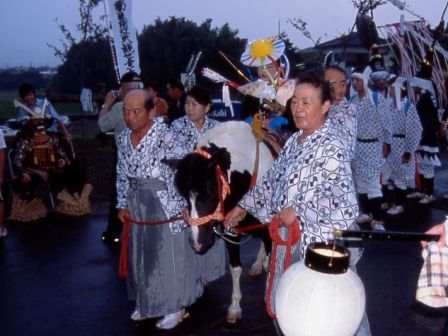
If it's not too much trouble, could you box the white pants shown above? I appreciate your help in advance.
[418,162,435,179]
[356,175,382,199]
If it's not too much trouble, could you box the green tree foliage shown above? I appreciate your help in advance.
[50,0,114,93]
[52,38,116,93]
[138,17,247,89]
[53,14,305,94]
[48,0,106,63]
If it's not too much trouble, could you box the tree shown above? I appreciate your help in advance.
[351,0,386,15]
[50,0,115,93]
[52,39,116,93]
[138,17,247,90]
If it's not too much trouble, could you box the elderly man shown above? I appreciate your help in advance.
[116,89,203,329]
[98,71,143,244]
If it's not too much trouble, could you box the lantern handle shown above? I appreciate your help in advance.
[332,229,440,242]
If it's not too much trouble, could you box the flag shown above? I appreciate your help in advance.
[106,0,140,79]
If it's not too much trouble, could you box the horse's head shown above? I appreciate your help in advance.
[165,143,231,254]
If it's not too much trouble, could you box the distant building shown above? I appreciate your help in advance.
[298,32,394,72]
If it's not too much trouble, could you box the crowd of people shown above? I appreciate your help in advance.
[4,34,448,334]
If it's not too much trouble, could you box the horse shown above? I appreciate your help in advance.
[165,121,275,323]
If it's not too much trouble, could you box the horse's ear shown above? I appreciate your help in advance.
[162,158,181,171]
[207,147,231,172]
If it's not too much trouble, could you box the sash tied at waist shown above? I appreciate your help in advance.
[128,177,167,191]
[356,137,379,143]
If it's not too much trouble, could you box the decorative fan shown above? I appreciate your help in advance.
[240,36,285,67]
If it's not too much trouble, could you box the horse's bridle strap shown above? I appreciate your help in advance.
[188,149,230,226]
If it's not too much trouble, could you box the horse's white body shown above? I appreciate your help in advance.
[197,121,274,183]
[196,121,274,322]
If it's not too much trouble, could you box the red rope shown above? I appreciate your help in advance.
[265,216,300,319]
[234,222,267,234]
[118,215,182,278]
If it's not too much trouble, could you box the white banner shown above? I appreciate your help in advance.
[106,0,140,79]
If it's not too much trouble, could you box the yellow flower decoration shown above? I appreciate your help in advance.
[241,36,285,67]
[249,38,274,60]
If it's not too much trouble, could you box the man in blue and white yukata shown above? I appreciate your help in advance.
[116,89,204,329]
[324,65,357,161]
[381,77,422,215]
[351,63,392,231]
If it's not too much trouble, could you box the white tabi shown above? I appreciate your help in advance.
[237,121,360,313]
[351,91,391,197]
[384,98,422,188]
[116,118,204,318]
[170,115,226,283]
[327,97,357,160]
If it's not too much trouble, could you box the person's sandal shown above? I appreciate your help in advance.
[156,309,189,330]
[130,310,148,321]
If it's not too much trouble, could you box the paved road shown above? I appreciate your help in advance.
[2,156,448,335]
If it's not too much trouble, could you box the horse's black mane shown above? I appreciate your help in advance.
[174,143,230,200]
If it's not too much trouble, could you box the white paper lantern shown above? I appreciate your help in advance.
[275,243,366,336]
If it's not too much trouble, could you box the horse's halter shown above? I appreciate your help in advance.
[188,149,230,226]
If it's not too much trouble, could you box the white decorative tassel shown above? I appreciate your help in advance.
[222,84,234,117]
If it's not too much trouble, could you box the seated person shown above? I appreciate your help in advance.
[10,115,91,221]
[17,83,71,139]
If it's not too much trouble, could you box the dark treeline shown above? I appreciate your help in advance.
[0,68,50,91]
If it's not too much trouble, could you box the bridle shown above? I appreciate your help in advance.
[187,149,230,226]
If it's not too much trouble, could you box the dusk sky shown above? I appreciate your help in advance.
[0,0,445,68]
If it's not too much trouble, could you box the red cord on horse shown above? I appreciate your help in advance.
[265,216,300,319]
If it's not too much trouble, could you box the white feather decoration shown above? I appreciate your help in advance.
[13,99,38,117]
[201,67,230,84]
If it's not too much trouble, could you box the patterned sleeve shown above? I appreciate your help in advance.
[378,96,392,144]
[160,126,188,232]
[238,157,280,224]
[238,135,295,223]
[292,143,357,255]
[405,103,423,153]
[115,135,129,209]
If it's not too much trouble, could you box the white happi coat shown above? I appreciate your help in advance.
[327,98,357,160]
[387,98,422,186]
[116,118,187,233]
[351,91,392,182]
[170,115,220,151]
[239,121,358,258]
